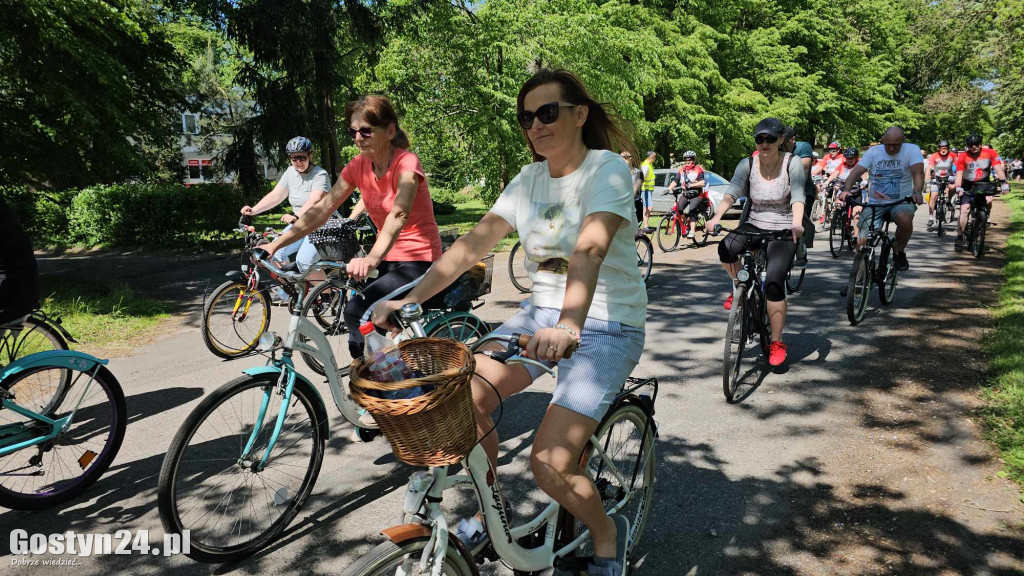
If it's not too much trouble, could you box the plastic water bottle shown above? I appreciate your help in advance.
[359,323,432,399]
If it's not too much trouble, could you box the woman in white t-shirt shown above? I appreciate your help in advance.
[373,69,644,576]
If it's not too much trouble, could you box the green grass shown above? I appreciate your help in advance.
[982,184,1024,487]
[435,198,519,251]
[39,277,173,354]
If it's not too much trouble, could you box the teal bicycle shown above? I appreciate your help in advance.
[157,252,491,563]
[0,316,126,510]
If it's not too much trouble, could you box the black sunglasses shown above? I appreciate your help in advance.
[517,102,577,130]
[754,134,779,145]
[346,126,374,139]
[289,155,309,162]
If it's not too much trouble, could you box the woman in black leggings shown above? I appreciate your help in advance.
[707,118,806,367]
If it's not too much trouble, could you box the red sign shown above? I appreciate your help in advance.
[187,159,200,166]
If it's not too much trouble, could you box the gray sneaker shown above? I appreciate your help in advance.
[587,514,630,576]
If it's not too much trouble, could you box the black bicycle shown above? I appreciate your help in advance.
[716,226,794,403]
[844,196,915,325]
[960,183,999,258]
[930,176,955,236]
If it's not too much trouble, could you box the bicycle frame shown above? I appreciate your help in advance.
[392,333,658,574]
[0,351,107,456]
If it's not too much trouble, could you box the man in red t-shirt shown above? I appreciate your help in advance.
[952,134,1009,250]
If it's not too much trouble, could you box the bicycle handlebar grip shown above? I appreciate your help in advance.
[513,333,575,360]
[712,224,723,236]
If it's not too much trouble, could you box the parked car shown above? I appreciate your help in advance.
[650,168,742,214]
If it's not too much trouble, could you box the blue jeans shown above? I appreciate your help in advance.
[273,224,320,272]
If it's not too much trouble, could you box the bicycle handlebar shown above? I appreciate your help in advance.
[843,195,917,209]
[711,224,790,240]
[250,247,356,283]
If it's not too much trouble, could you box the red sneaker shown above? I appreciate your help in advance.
[723,293,733,310]
[768,341,788,366]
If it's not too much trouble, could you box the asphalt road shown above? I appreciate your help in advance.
[4,204,1024,575]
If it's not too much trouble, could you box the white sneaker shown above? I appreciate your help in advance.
[686,228,696,239]
[269,285,289,305]
[926,217,935,229]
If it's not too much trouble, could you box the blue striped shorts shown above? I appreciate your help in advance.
[490,302,645,422]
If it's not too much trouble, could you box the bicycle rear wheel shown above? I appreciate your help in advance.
[878,244,898,305]
[635,234,654,282]
[691,212,710,247]
[508,241,532,293]
[298,281,353,377]
[656,214,680,252]
[202,279,271,359]
[157,373,327,563]
[557,402,656,572]
[722,287,753,401]
[0,363,126,510]
[829,211,845,258]
[1,314,69,366]
[846,251,871,325]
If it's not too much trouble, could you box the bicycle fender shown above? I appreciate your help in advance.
[1,350,108,382]
[380,524,480,576]
[242,366,330,440]
[31,312,79,344]
[224,270,247,282]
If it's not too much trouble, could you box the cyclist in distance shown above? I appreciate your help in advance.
[373,68,646,576]
[924,140,957,229]
[0,197,40,326]
[664,150,707,239]
[952,134,1010,251]
[782,126,815,268]
[707,117,806,367]
[838,126,924,271]
[258,95,444,361]
[822,141,845,178]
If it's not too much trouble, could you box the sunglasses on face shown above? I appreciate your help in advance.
[754,134,779,145]
[622,155,632,159]
[517,102,577,130]
[347,126,374,139]
[289,155,309,162]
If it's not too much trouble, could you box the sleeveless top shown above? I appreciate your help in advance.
[747,153,794,231]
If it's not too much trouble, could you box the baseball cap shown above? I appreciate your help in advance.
[753,118,784,137]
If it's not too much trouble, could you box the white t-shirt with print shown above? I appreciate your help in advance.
[857,143,923,203]
[490,149,647,328]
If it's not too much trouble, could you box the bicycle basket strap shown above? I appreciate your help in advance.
[308,218,361,261]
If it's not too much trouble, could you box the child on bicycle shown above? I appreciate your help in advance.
[373,68,646,576]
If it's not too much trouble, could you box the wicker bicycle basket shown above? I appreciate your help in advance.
[308,218,361,262]
[349,338,477,466]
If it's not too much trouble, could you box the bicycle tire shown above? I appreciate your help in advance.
[0,363,126,510]
[656,213,680,252]
[556,403,656,573]
[157,373,327,563]
[298,280,353,377]
[846,251,871,325]
[829,211,845,258]
[508,241,532,293]
[973,208,986,258]
[424,312,489,347]
[878,243,898,305]
[691,212,710,247]
[339,536,475,576]
[201,279,271,359]
[786,265,806,294]
[635,233,654,283]
[935,199,945,237]
[1,314,73,409]
[723,287,751,401]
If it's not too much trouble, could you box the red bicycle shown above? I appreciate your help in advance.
[656,190,712,251]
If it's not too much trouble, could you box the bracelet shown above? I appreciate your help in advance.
[555,323,582,349]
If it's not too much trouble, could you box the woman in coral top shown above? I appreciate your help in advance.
[261,94,442,359]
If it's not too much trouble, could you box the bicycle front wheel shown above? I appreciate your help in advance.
[1,314,69,366]
[557,402,656,571]
[878,244,898,305]
[691,212,711,247]
[0,363,126,510]
[635,234,654,283]
[723,287,753,402]
[202,280,271,359]
[786,265,806,294]
[972,209,987,258]
[299,281,353,377]
[846,251,871,325]
[656,214,680,252]
[425,312,489,348]
[935,201,945,237]
[157,373,327,563]
[828,211,845,258]
[508,241,532,293]
[339,536,476,576]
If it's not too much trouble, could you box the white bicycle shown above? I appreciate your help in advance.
[341,316,658,576]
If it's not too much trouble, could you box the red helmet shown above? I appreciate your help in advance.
[827,141,840,150]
